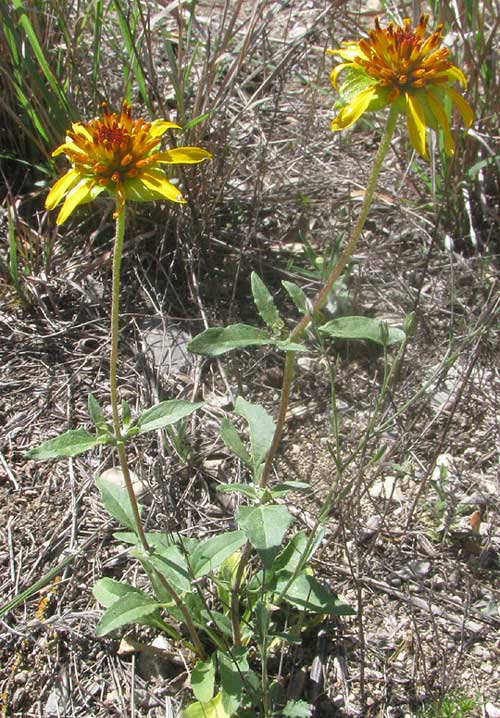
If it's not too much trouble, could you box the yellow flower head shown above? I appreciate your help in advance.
[46,101,212,224]
[328,15,473,158]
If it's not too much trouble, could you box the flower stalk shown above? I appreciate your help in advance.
[109,202,206,659]
[260,103,399,489]
[231,104,399,647]
[109,206,149,551]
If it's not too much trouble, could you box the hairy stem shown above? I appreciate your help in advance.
[260,104,400,488]
[110,205,206,659]
[110,207,149,551]
[230,106,399,646]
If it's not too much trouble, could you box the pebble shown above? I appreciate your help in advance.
[13,670,28,685]
[99,467,152,504]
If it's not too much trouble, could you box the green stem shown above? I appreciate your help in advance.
[260,104,400,489]
[110,207,149,552]
[110,204,206,660]
[230,107,399,646]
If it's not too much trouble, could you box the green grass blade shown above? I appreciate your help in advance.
[11,0,71,115]
[91,0,104,104]
[112,0,150,109]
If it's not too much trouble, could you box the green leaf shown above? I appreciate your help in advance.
[136,400,203,434]
[251,272,281,328]
[237,505,293,569]
[273,339,308,352]
[93,578,181,641]
[180,693,230,718]
[216,484,259,500]
[88,394,106,429]
[188,324,270,356]
[274,530,324,574]
[116,531,199,554]
[337,67,379,104]
[319,316,406,346]
[95,590,164,636]
[220,418,251,466]
[27,428,101,460]
[282,280,308,313]
[183,110,216,131]
[234,397,275,473]
[133,545,191,593]
[275,572,354,615]
[93,577,140,609]
[121,399,132,428]
[95,476,143,532]
[191,657,216,703]
[269,481,311,498]
[254,600,270,646]
[197,610,233,640]
[219,648,249,715]
[282,700,313,717]
[190,531,247,578]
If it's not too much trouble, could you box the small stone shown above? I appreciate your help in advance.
[13,670,29,685]
[297,356,314,371]
[332,694,345,708]
[11,687,26,710]
[203,458,224,476]
[369,476,403,502]
[137,636,179,682]
[471,644,489,659]
[486,704,500,718]
[360,516,381,542]
[99,467,152,504]
[140,322,193,378]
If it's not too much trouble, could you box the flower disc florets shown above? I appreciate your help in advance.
[46,102,212,224]
[328,15,473,158]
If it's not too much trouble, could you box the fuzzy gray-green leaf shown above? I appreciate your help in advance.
[319,316,405,346]
[27,428,101,460]
[136,400,203,434]
[188,324,270,356]
[251,272,281,328]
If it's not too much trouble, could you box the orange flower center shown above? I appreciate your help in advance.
[357,15,452,100]
[67,102,159,188]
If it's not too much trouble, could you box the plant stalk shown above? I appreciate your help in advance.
[110,207,149,551]
[110,204,206,660]
[260,105,400,489]
[230,106,399,646]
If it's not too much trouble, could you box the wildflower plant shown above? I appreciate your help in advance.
[26,14,474,718]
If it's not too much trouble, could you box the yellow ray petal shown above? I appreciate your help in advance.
[405,93,428,159]
[139,170,186,203]
[71,123,93,142]
[56,178,95,225]
[154,147,212,164]
[329,62,353,88]
[45,169,80,209]
[426,91,455,156]
[52,141,88,159]
[330,86,378,131]
[444,64,467,88]
[149,120,182,138]
[445,86,474,128]
[426,92,455,157]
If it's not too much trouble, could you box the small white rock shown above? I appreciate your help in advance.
[99,467,151,504]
